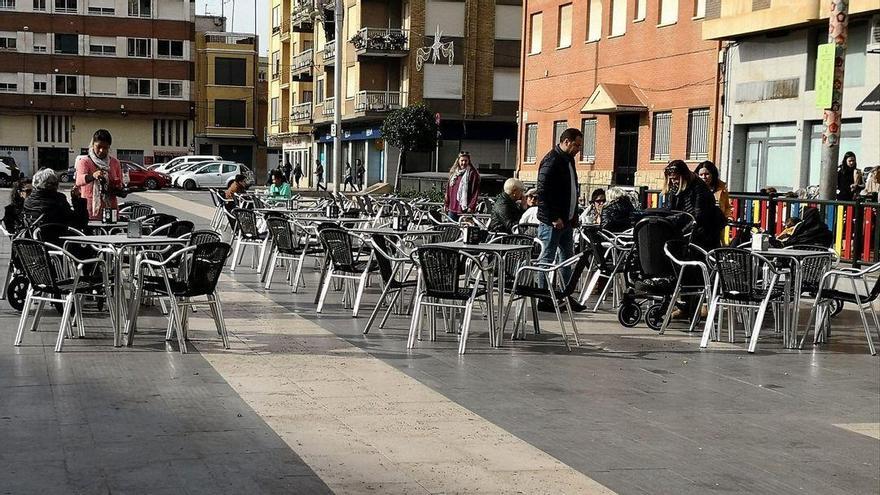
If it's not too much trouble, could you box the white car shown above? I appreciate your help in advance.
[169,161,213,186]
[177,161,254,190]
[151,155,221,175]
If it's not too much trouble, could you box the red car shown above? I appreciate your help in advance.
[120,160,171,190]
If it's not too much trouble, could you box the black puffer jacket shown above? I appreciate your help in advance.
[488,193,523,234]
[536,146,578,226]
[666,179,725,250]
[600,197,635,233]
[23,190,88,230]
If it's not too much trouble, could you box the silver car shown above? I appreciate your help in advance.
[178,161,254,190]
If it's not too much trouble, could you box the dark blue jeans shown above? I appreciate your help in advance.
[537,223,575,288]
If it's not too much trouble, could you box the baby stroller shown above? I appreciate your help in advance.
[617,212,696,330]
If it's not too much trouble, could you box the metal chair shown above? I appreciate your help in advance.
[126,242,232,353]
[123,203,155,220]
[12,238,113,352]
[316,227,374,316]
[263,217,321,292]
[578,226,631,311]
[150,220,195,238]
[800,261,880,355]
[139,213,177,235]
[433,223,462,243]
[229,208,269,272]
[408,246,495,354]
[363,233,418,334]
[658,240,713,334]
[700,248,790,352]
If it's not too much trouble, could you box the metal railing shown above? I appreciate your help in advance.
[291,0,314,25]
[290,101,312,122]
[350,27,409,52]
[321,97,335,117]
[291,48,314,74]
[204,32,256,45]
[322,40,335,62]
[354,90,405,112]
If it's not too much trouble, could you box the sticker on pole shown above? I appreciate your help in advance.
[815,43,835,109]
[330,124,337,137]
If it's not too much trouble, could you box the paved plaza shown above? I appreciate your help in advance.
[1,190,878,495]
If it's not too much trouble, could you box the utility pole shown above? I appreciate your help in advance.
[331,0,343,192]
[818,0,849,199]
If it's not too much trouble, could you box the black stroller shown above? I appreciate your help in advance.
[617,212,698,330]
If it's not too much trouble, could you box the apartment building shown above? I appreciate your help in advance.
[0,0,195,175]
[518,0,720,189]
[703,0,879,193]
[268,0,522,188]
[193,23,267,176]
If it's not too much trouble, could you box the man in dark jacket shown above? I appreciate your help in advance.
[535,128,585,311]
[488,178,525,233]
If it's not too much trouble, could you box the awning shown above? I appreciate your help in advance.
[856,84,880,112]
[581,83,648,114]
[317,127,383,143]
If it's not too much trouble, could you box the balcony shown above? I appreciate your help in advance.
[290,0,314,31]
[321,97,336,117]
[290,48,314,80]
[350,28,409,58]
[279,20,291,41]
[354,91,406,113]
[204,32,256,46]
[290,101,313,123]
[322,40,336,66]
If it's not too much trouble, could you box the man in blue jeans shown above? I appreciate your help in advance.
[535,127,586,312]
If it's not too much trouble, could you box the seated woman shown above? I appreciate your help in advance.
[2,179,32,233]
[579,189,606,226]
[267,169,292,200]
[782,207,833,248]
[23,168,89,246]
[600,187,635,233]
[225,174,249,210]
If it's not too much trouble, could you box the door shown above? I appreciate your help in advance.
[220,163,238,186]
[743,124,797,192]
[195,163,222,187]
[613,114,639,186]
[37,147,69,174]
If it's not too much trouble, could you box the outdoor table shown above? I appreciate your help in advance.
[86,221,129,234]
[753,248,833,349]
[295,217,372,225]
[351,228,440,238]
[458,213,493,229]
[60,235,187,347]
[426,241,532,346]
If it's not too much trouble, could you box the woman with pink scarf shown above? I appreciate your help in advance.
[75,129,123,220]
[444,151,480,221]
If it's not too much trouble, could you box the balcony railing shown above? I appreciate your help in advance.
[354,91,406,113]
[291,48,314,76]
[322,40,335,64]
[350,27,409,56]
[291,0,314,27]
[321,97,335,117]
[290,101,313,123]
[205,32,256,45]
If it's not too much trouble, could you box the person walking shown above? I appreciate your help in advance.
[293,161,304,188]
[535,128,586,312]
[355,159,365,191]
[836,151,864,200]
[444,151,480,221]
[314,159,327,191]
[282,157,293,183]
[343,162,356,191]
[75,129,124,220]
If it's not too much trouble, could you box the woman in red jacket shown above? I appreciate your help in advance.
[444,151,480,221]
[75,129,123,220]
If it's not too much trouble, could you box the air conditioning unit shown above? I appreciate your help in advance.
[868,15,880,54]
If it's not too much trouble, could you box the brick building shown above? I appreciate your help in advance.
[0,0,195,175]
[517,0,721,190]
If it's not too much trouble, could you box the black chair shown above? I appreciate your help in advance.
[12,238,113,352]
[189,229,223,246]
[316,228,373,316]
[151,220,195,238]
[139,213,177,234]
[229,208,269,272]
[502,252,589,351]
[408,246,494,354]
[263,217,321,292]
[363,233,418,334]
[123,203,155,220]
[126,242,232,353]
[578,226,630,311]
[433,224,462,243]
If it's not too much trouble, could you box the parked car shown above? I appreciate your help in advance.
[120,160,171,190]
[177,161,254,190]
[0,156,21,187]
[169,161,214,187]
[151,155,222,175]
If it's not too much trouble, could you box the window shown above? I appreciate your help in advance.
[33,33,46,52]
[0,0,15,10]
[87,1,113,15]
[693,0,705,18]
[222,163,236,173]
[33,0,46,10]
[529,12,542,54]
[54,34,79,55]
[197,164,221,174]
[127,38,150,57]
[659,0,678,25]
[0,82,16,92]
[33,80,47,93]
[807,119,862,186]
[581,119,597,162]
[126,78,150,97]
[55,75,78,95]
[116,149,144,165]
[158,80,182,98]
[345,65,357,98]
[89,38,116,56]
[557,4,572,48]
[586,0,602,42]
[271,50,280,79]
[634,0,646,20]
[686,108,709,161]
[89,76,116,95]
[54,0,76,12]
[611,0,627,36]
[270,97,279,123]
[215,57,247,86]
[128,0,150,17]
[524,123,538,162]
[157,40,183,58]
[651,111,672,161]
[214,100,247,127]
[272,5,280,32]
[258,67,266,82]
[315,77,324,102]
[0,37,15,51]
[553,120,568,144]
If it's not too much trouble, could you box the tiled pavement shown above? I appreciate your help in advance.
[0,190,878,494]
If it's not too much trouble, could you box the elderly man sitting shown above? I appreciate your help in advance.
[488,178,525,233]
